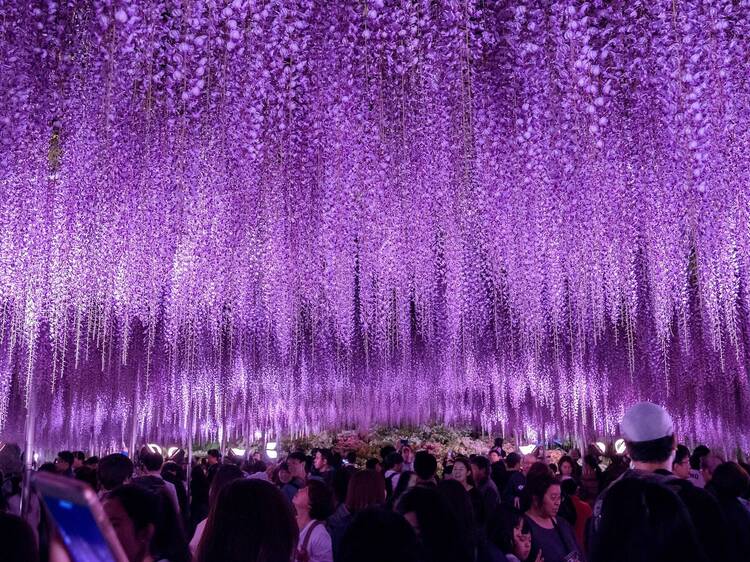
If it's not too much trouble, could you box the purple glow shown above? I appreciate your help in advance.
[1,1,749,448]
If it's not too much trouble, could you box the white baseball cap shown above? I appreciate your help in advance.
[620,402,674,442]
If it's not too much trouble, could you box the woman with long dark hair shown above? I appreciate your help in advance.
[196,478,298,562]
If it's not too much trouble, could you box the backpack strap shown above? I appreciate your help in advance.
[301,520,324,554]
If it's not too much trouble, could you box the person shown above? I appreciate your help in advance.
[0,512,39,562]
[84,455,100,469]
[396,485,472,562]
[700,454,723,487]
[482,504,536,562]
[579,455,602,503]
[196,478,298,562]
[312,449,335,486]
[561,478,591,551]
[55,450,74,477]
[591,402,731,562]
[364,458,381,471]
[284,451,308,502]
[673,445,691,479]
[589,477,707,562]
[437,479,479,561]
[521,454,536,475]
[161,461,188,526]
[105,483,190,562]
[293,479,335,562]
[190,463,244,556]
[414,451,438,486]
[389,470,417,510]
[384,451,404,497]
[275,462,292,487]
[328,469,386,560]
[524,470,584,562]
[503,452,526,508]
[73,451,86,470]
[74,465,98,490]
[338,508,418,562]
[489,448,508,493]
[689,446,711,488]
[558,455,576,481]
[206,448,221,486]
[132,449,180,515]
[190,464,209,533]
[104,484,160,562]
[471,455,500,521]
[705,462,750,557]
[96,453,133,498]
[401,445,415,472]
[452,457,486,526]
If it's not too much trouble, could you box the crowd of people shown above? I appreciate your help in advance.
[1,402,750,561]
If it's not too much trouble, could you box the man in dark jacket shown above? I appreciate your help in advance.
[590,402,733,562]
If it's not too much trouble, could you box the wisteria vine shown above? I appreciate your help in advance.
[1,0,749,449]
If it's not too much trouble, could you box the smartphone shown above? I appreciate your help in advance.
[33,471,128,562]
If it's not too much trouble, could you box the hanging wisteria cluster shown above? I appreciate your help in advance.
[1,0,750,450]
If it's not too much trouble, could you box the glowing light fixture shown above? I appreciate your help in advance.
[230,447,246,457]
[518,445,536,455]
[147,443,163,456]
[615,439,626,454]
[594,442,606,455]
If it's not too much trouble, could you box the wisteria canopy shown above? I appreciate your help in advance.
[1,0,749,450]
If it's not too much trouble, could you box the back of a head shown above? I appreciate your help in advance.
[437,479,476,530]
[526,461,553,482]
[690,445,710,470]
[74,465,98,489]
[198,478,297,562]
[591,477,707,562]
[396,486,469,562]
[470,455,491,472]
[346,469,386,512]
[112,483,189,562]
[506,452,521,469]
[621,402,675,463]
[710,462,750,499]
[0,512,39,562]
[140,450,164,472]
[307,478,335,520]
[98,453,134,491]
[58,450,74,465]
[333,464,354,504]
[414,451,437,481]
[340,508,418,562]
[385,451,404,471]
[209,463,245,507]
[700,454,723,475]
[380,445,397,461]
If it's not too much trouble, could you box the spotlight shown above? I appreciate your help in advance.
[230,447,246,457]
[615,439,626,454]
[167,446,179,458]
[147,443,163,456]
[265,441,278,460]
[518,444,536,455]
[594,442,606,455]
